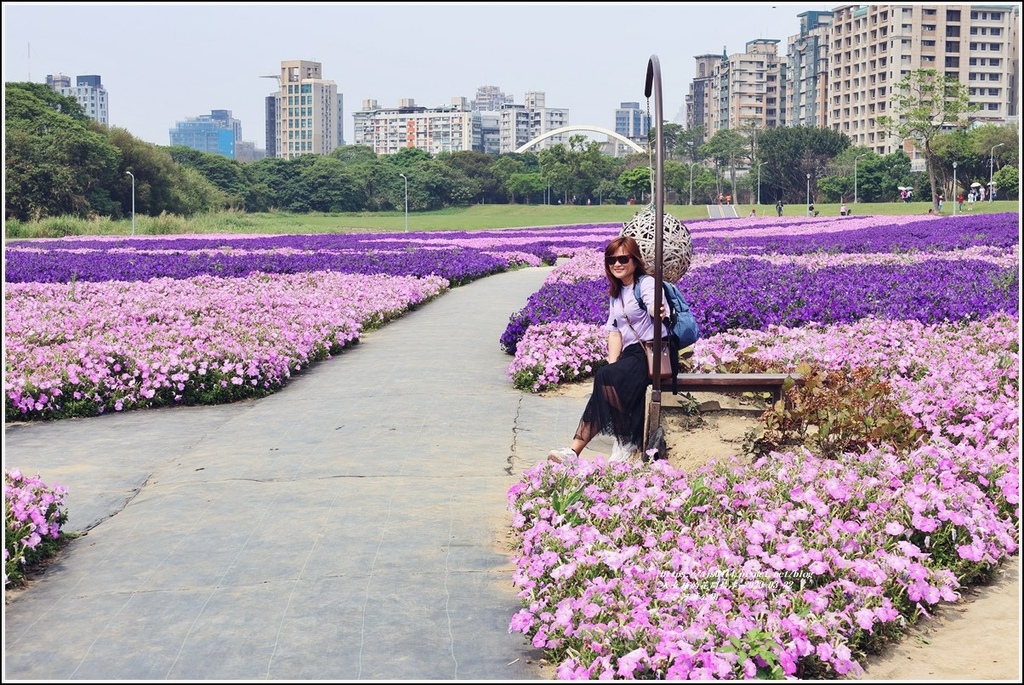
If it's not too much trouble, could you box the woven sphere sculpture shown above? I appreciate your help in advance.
[620,203,693,282]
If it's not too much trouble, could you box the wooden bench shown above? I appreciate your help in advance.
[665,373,804,408]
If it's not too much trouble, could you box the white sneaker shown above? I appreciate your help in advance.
[609,442,638,463]
[609,440,624,462]
[547,446,577,463]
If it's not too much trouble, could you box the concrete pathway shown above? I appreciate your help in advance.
[3,265,603,680]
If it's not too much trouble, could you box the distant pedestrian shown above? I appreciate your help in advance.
[749,208,757,218]
[967,192,975,211]
[957,194,964,211]
[840,203,848,216]
[775,200,783,217]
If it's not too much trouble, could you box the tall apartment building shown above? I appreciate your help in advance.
[687,4,1018,162]
[265,60,342,160]
[46,73,108,126]
[169,109,242,158]
[825,4,1019,155]
[685,55,723,142]
[786,11,834,128]
[471,85,514,112]
[710,40,786,138]
[480,112,501,155]
[351,98,482,155]
[614,102,651,145]
[499,92,569,153]
[472,85,512,154]
[351,91,567,155]
[235,140,266,163]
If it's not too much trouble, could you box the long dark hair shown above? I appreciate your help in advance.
[604,236,651,298]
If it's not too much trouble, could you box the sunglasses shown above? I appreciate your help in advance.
[605,255,632,266]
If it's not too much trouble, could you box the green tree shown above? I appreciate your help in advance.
[657,122,683,160]
[676,126,706,162]
[755,127,851,204]
[992,164,1018,200]
[877,68,977,212]
[168,145,249,209]
[489,153,538,202]
[439,151,502,204]
[618,166,651,203]
[5,82,122,221]
[329,145,377,164]
[663,160,689,204]
[701,129,746,200]
[301,156,365,211]
[506,172,546,204]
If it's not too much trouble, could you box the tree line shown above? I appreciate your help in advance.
[4,73,1018,223]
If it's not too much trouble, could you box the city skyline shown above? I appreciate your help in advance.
[2,2,823,149]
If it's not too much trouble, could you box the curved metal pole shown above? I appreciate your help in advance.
[645,55,665,427]
[125,171,135,236]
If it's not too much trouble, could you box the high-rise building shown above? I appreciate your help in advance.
[824,4,1018,156]
[686,4,1018,163]
[351,98,482,155]
[266,60,341,159]
[235,140,266,163]
[169,109,242,158]
[471,85,514,112]
[685,54,723,143]
[46,73,108,126]
[709,39,787,138]
[686,40,787,143]
[786,10,834,129]
[480,112,501,155]
[614,102,650,141]
[499,92,569,153]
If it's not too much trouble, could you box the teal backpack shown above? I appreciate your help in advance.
[633,275,700,392]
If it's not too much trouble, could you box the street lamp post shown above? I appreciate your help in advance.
[854,154,866,204]
[688,141,696,205]
[756,162,765,206]
[806,173,811,216]
[399,173,408,232]
[125,171,135,236]
[989,143,1004,202]
[952,161,958,216]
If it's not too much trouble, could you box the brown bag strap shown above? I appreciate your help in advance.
[621,291,650,348]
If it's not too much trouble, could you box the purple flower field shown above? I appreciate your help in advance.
[4,212,1020,680]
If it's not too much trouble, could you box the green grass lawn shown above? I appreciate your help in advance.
[5,200,1021,239]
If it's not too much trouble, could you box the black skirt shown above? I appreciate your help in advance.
[575,341,650,449]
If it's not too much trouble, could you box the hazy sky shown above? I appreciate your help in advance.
[3,2,825,148]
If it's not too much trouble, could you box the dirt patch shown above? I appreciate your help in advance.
[659,393,763,473]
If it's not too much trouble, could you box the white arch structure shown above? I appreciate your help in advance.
[514,125,645,154]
